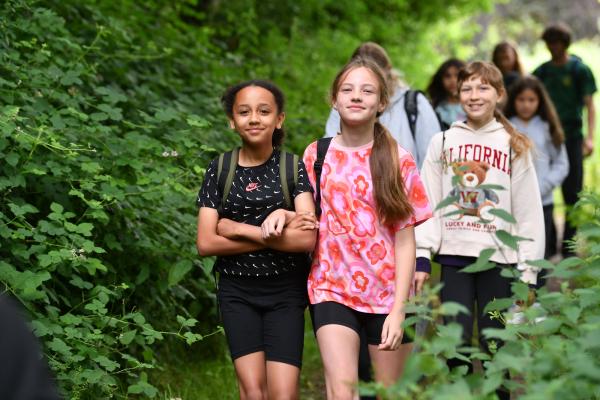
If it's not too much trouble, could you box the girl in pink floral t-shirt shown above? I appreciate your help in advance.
[303,57,431,397]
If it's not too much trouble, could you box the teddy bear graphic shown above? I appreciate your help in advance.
[447,160,499,221]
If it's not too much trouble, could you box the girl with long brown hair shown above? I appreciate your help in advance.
[492,41,525,90]
[303,57,432,398]
[505,76,569,281]
[415,61,544,398]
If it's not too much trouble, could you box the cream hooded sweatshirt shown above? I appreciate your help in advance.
[415,119,544,284]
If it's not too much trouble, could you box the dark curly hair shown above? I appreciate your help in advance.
[426,58,466,108]
[221,80,286,147]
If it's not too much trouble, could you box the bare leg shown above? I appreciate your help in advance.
[266,361,300,400]
[233,352,268,400]
[316,324,361,400]
[369,342,412,387]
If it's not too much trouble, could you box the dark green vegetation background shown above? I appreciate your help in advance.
[3,1,599,399]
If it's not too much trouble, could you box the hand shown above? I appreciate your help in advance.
[217,218,240,240]
[583,137,594,157]
[287,211,318,231]
[414,271,430,295]
[378,311,405,351]
[261,209,289,239]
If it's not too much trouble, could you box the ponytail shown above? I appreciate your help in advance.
[494,109,532,159]
[370,122,414,225]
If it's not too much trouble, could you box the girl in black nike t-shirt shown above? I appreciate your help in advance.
[196,80,317,399]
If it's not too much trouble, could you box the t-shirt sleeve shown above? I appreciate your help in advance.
[579,63,597,96]
[292,159,314,197]
[196,158,220,209]
[302,141,318,193]
[393,149,433,231]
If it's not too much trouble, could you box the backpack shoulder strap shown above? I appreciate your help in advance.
[280,150,299,210]
[314,137,333,218]
[568,55,585,103]
[405,90,424,140]
[216,148,239,214]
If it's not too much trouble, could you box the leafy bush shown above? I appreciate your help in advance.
[0,0,493,397]
[0,0,235,396]
[368,191,600,399]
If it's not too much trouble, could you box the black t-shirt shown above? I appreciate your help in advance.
[197,150,313,276]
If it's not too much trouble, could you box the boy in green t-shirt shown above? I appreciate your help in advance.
[534,23,597,258]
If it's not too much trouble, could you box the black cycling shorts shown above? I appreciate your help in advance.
[217,271,308,368]
[310,301,413,345]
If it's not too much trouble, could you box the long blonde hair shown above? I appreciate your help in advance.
[457,61,532,158]
[330,57,413,224]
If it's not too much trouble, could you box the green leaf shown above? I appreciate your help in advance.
[487,208,516,223]
[128,380,158,397]
[98,104,122,121]
[75,223,94,236]
[155,107,178,122]
[495,229,518,250]
[49,202,64,213]
[183,332,203,345]
[5,152,19,167]
[48,337,72,357]
[186,115,210,128]
[168,259,193,286]
[120,329,137,345]
[81,162,102,173]
[557,257,583,269]
[60,69,82,85]
[477,184,506,191]
[439,302,469,317]
[483,298,513,314]
[94,355,120,372]
[460,248,496,273]
[69,275,94,290]
[435,195,460,211]
[8,203,39,217]
[90,112,108,121]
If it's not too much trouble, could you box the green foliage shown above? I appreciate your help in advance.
[1,0,494,397]
[0,0,233,396]
[372,192,600,399]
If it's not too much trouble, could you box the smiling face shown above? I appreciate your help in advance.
[514,88,540,122]
[228,86,284,147]
[333,66,386,128]
[459,75,503,129]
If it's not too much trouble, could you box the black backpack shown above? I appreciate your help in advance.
[216,148,299,214]
[404,90,449,135]
[313,138,333,218]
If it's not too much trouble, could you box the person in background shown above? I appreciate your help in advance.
[533,23,597,258]
[326,42,441,169]
[427,58,467,129]
[492,41,525,91]
[505,76,569,281]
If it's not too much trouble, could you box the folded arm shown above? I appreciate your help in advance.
[217,192,317,253]
[196,207,265,257]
